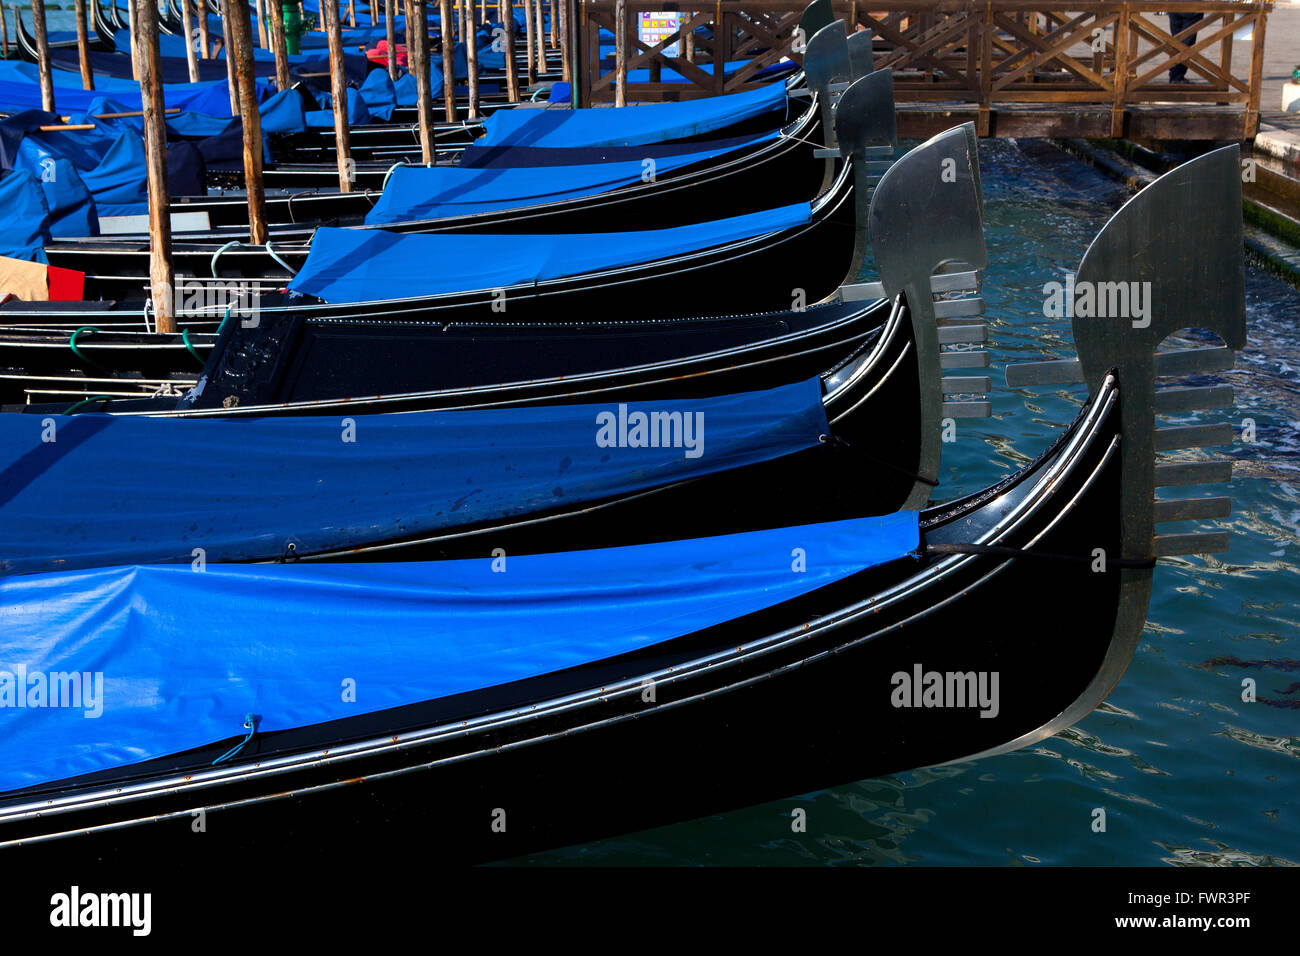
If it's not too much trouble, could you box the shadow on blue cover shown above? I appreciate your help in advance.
[364,131,777,225]
[0,513,917,792]
[0,378,829,573]
[292,200,809,302]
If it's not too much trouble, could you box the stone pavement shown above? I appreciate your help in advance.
[1256,0,1300,163]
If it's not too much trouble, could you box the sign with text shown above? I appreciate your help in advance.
[638,12,684,58]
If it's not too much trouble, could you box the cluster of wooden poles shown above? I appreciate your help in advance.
[12,0,573,332]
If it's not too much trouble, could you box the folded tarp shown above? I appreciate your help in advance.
[0,511,916,792]
[364,131,777,225]
[1,109,206,226]
[0,60,262,115]
[291,200,808,302]
[0,377,830,574]
[306,88,372,128]
[477,82,787,148]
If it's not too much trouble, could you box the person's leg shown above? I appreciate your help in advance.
[1167,12,1204,82]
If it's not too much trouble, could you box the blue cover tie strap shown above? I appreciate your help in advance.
[211,714,259,765]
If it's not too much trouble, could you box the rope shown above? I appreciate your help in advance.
[68,326,105,370]
[212,714,259,765]
[381,160,410,191]
[211,240,242,278]
[62,394,114,416]
[923,542,1157,570]
[180,328,206,368]
[265,239,298,276]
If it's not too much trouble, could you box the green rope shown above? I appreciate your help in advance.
[216,305,232,338]
[212,714,259,765]
[69,326,106,370]
[62,395,114,416]
[180,328,206,369]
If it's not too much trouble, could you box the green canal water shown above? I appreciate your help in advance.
[510,138,1300,866]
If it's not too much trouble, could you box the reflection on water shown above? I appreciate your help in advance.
[508,138,1300,867]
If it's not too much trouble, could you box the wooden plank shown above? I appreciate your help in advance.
[132,0,174,333]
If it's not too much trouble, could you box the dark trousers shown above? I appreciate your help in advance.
[1167,12,1204,81]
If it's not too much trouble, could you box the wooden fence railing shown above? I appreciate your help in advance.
[576,1,1274,139]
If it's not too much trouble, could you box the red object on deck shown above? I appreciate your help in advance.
[46,265,85,302]
[367,40,408,68]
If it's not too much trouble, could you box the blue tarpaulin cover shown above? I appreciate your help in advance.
[292,200,809,302]
[0,378,829,574]
[0,60,261,115]
[0,170,51,261]
[0,512,918,792]
[364,131,777,225]
[477,83,787,148]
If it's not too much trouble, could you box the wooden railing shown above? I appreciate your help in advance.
[575,1,1274,139]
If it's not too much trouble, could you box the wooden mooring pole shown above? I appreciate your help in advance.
[226,0,269,242]
[132,0,175,334]
[128,0,138,81]
[439,0,456,120]
[31,0,56,112]
[532,0,542,76]
[268,0,292,90]
[199,0,210,58]
[384,0,396,78]
[179,0,199,83]
[74,0,95,89]
[613,0,625,107]
[412,0,434,162]
[557,0,567,83]
[255,0,268,47]
[523,0,534,86]
[503,0,518,101]
[465,0,479,118]
[323,0,353,192]
[221,2,238,112]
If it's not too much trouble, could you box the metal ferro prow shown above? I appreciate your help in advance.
[1006,145,1246,565]
[838,123,991,510]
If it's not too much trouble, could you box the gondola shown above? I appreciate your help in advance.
[42,79,844,279]
[0,71,893,407]
[0,146,1246,862]
[1,121,987,559]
